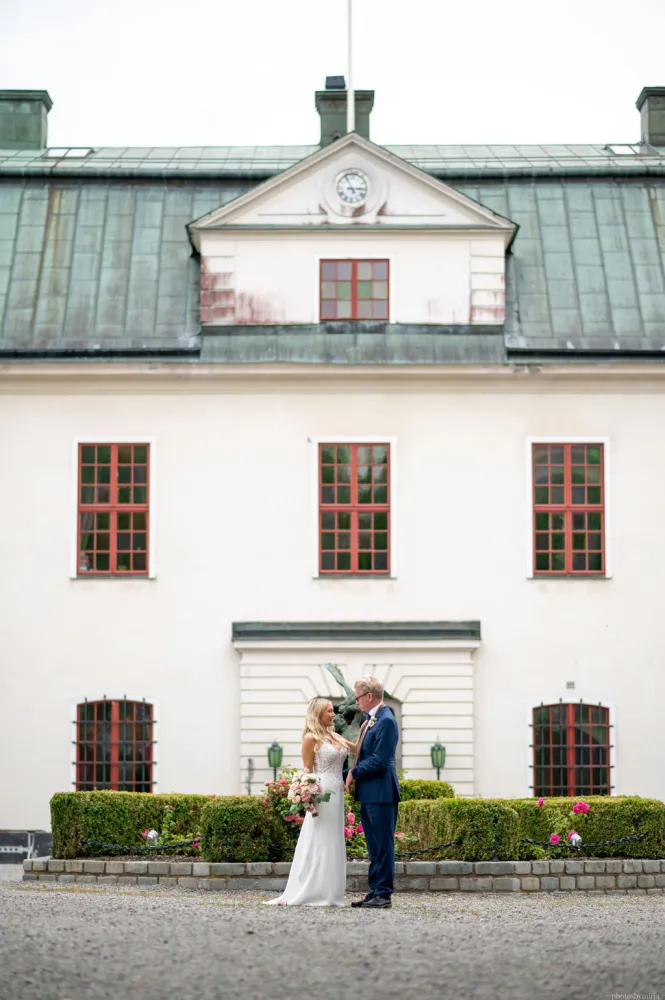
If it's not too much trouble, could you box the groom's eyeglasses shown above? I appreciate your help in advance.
[355,692,371,705]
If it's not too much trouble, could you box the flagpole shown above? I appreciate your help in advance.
[347,0,355,133]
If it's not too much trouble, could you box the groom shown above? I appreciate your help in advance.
[345,675,400,909]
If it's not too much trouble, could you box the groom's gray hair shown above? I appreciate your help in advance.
[354,675,384,699]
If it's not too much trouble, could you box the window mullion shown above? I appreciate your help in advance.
[351,260,358,320]
[110,700,120,790]
[566,702,576,796]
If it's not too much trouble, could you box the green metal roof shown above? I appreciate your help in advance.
[1,153,665,360]
[1,143,665,180]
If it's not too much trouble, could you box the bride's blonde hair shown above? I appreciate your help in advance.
[303,697,345,749]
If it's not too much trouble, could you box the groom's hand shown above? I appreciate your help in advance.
[345,770,355,794]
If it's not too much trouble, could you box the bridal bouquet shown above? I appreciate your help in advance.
[286,770,332,818]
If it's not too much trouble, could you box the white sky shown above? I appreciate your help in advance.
[2,0,665,149]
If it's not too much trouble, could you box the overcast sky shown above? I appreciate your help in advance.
[2,0,665,149]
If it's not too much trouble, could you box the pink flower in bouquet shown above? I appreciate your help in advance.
[280,779,288,785]
[284,814,297,822]
[141,829,149,838]
[265,781,271,787]
[296,816,304,824]
[568,830,578,840]
[355,824,363,834]
[301,791,311,802]
[346,812,355,824]
[549,834,561,845]
[537,797,544,807]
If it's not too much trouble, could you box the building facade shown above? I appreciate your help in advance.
[2,82,665,841]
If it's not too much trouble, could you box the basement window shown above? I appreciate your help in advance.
[42,147,93,159]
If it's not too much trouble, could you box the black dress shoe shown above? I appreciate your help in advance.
[351,893,374,908]
[360,895,391,909]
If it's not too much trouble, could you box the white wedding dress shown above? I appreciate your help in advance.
[264,741,347,907]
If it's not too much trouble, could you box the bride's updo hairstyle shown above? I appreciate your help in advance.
[303,697,344,749]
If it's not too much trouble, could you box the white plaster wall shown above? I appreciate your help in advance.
[201,232,507,325]
[1,372,664,828]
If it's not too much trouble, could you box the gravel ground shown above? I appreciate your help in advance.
[1,864,664,1000]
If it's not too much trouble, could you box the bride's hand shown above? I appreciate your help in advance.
[341,737,357,754]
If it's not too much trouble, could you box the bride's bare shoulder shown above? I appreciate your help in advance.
[302,732,317,746]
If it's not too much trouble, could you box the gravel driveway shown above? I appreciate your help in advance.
[1,864,664,1000]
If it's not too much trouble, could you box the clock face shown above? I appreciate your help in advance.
[336,171,368,205]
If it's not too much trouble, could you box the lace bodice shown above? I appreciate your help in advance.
[314,740,346,783]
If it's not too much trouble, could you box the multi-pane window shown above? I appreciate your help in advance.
[76,700,154,792]
[320,260,389,320]
[532,443,604,575]
[319,443,390,574]
[78,444,149,575]
[533,703,611,797]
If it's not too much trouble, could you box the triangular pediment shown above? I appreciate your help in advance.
[188,133,516,250]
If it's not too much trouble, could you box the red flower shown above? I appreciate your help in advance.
[355,824,363,834]
[549,834,561,845]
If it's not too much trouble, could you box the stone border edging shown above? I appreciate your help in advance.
[22,858,665,894]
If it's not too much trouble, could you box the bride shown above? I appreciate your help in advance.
[264,697,356,907]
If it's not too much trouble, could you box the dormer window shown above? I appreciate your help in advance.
[319,260,389,321]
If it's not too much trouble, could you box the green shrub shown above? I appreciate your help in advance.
[398,798,520,861]
[50,791,211,859]
[200,796,286,863]
[511,796,665,860]
[400,779,455,801]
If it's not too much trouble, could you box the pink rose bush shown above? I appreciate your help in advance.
[542,800,591,855]
[537,797,544,807]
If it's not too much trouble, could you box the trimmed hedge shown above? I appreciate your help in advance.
[200,797,287,863]
[51,792,212,859]
[509,796,665,860]
[52,791,665,862]
[397,796,665,861]
[398,798,520,861]
[400,779,455,801]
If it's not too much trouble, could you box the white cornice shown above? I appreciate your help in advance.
[3,363,665,395]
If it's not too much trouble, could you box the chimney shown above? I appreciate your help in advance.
[315,76,374,146]
[636,87,665,147]
[0,90,53,150]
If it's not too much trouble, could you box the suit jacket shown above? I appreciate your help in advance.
[352,705,401,804]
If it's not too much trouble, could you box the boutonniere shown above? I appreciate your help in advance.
[368,717,377,729]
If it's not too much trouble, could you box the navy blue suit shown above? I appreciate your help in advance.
[352,705,400,899]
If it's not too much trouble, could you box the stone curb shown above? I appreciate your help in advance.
[21,858,665,893]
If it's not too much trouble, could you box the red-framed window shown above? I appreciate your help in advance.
[76,699,154,792]
[320,260,389,320]
[78,444,150,575]
[532,443,605,575]
[319,443,390,574]
[533,703,611,797]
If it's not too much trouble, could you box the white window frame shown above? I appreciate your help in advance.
[525,696,616,798]
[526,436,612,579]
[70,436,157,579]
[70,693,160,793]
[310,435,398,578]
[313,254,396,323]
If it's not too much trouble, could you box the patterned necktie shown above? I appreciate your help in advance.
[355,715,372,758]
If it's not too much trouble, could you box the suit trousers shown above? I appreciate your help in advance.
[359,800,399,898]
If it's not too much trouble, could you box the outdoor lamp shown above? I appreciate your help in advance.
[430,740,446,780]
[268,741,283,781]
